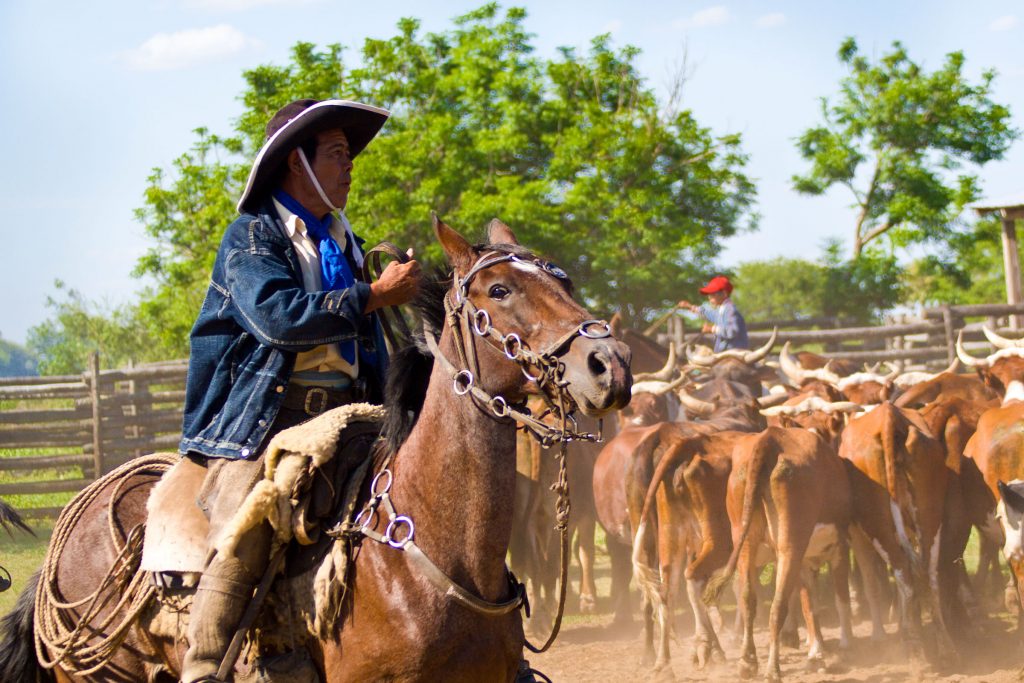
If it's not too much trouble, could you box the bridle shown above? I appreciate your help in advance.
[342,245,612,652]
[430,249,610,446]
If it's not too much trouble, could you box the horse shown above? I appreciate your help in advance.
[0,217,632,682]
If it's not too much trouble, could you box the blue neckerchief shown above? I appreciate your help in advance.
[274,189,357,364]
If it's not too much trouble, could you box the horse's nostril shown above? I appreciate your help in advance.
[588,350,608,377]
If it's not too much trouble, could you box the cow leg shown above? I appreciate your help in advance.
[831,534,854,651]
[686,575,725,668]
[766,515,813,683]
[575,515,598,614]
[605,537,633,625]
[849,526,887,641]
[798,572,828,674]
[927,525,958,665]
[737,544,760,680]
[780,585,801,649]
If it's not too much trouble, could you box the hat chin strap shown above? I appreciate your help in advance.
[297,147,341,213]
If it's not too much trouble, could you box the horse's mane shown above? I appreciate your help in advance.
[378,243,571,458]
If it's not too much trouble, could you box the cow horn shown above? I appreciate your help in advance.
[630,373,688,397]
[685,344,717,368]
[778,342,808,384]
[743,327,778,364]
[864,362,881,374]
[676,388,716,418]
[982,325,1024,350]
[757,391,791,408]
[942,357,960,375]
[956,330,987,368]
[633,343,678,382]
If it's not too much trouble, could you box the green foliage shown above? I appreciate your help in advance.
[25,281,159,374]
[0,336,38,377]
[793,38,1017,258]
[733,240,901,324]
[903,217,1015,305]
[133,4,757,330]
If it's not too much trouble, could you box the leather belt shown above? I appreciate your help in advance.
[282,384,362,416]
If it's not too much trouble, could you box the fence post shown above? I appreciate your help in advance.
[942,305,956,366]
[88,351,104,478]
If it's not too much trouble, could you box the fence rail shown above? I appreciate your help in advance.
[0,355,188,519]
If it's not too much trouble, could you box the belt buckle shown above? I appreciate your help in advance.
[304,387,329,416]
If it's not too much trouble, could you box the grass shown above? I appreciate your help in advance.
[0,520,53,615]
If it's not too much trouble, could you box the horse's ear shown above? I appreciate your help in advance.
[609,312,622,337]
[433,213,474,274]
[487,218,519,246]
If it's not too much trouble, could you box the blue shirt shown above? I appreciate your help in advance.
[697,299,749,352]
[179,199,388,460]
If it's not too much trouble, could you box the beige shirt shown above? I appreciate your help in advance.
[273,198,361,379]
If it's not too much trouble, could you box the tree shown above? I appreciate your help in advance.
[26,281,159,374]
[133,3,757,334]
[0,336,38,377]
[793,38,1017,259]
[902,216,1016,306]
[733,240,901,324]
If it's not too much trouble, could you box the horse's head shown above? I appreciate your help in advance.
[434,216,632,418]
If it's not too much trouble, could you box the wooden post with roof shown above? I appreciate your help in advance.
[971,192,1024,330]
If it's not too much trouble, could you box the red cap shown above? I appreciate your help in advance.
[698,275,733,295]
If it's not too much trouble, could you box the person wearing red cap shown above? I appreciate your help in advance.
[678,275,749,352]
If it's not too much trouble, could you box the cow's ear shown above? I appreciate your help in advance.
[999,480,1024,512]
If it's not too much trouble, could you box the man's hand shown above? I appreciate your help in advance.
[678,300,698,313]
[365,248,422,313]
[701,323,714,334]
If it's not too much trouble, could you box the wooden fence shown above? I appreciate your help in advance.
[656,302,1024,368]
[0,354,187,519]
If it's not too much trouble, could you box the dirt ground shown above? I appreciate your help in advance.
[524,602,1024,682]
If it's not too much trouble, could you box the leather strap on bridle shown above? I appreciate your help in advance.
[361,242,413,352]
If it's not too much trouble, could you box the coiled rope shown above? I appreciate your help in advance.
[34,453,178,675]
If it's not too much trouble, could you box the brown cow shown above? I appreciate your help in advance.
[704,427,853,681]
[957,326,1024,611]
[631,425,744,670]
[838,402,953,660]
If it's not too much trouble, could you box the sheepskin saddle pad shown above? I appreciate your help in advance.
[141,403,386,583]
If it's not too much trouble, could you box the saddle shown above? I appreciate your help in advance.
[140,403,386,676]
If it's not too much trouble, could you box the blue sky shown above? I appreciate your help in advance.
[1,1,1023,344]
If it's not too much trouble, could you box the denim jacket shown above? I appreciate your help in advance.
[697,299,749,352]
[179,199,387,460]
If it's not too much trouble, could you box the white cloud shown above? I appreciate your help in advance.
[990,15,1019,31]
[673,6,731,30]
[183,0,316,10]
[756,13,786,28]
[601,19,623,35]
[122,25,260,71]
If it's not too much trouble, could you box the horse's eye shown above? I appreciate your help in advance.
[489,284,511,300]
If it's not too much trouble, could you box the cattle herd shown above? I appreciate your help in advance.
[511,324,1024,682]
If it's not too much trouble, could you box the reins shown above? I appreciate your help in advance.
[346,245,609,652]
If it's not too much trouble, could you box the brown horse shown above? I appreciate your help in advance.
[0,218,632,683]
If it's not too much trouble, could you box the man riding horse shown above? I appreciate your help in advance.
[178,98,422,683]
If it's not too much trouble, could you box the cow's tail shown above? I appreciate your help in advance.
[631,433,691,606]
[0,570,51,683]
[703,431,773,605]
[881,405,925,576]
[630,429,669,606]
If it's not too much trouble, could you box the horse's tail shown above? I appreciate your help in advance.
[0,497,33,537]
[0,570,51,683]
